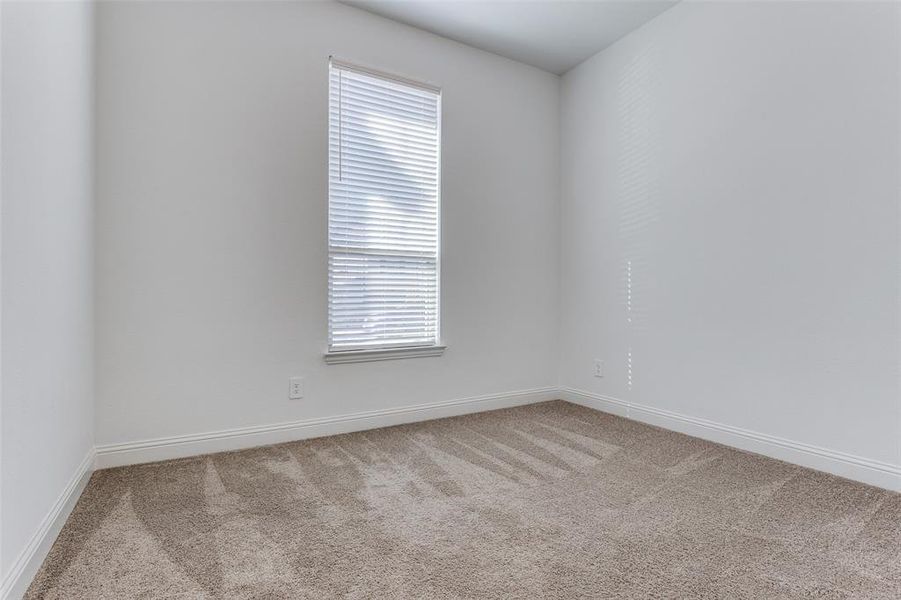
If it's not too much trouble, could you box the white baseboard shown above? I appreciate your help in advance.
[559,387,901,492]
[7,385,898,600]
[95,386,559,469]
[1,449,95,600]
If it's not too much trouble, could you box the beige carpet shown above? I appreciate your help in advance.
[26,401,900,599]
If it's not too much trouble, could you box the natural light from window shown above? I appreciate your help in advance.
[327,60,441,355]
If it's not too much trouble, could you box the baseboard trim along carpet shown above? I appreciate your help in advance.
[25,400,901,599]
[94,386,559,469]
[1,449,95,600]
[95,386,900,489]
[559,387,901,492]
[8,388,900,598]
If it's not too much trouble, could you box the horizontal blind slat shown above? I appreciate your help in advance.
[330,73,438,107]
[328,62,440,351]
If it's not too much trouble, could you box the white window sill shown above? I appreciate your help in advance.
[324,345,447,365]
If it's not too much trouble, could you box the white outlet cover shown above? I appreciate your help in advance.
[289,377,304,400]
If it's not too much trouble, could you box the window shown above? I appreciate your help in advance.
[326,59,443,362]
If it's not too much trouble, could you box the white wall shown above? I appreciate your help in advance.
[94,1,560,446]
[1,0,95,584]
[560,2,900,470]
[3,1,899,592]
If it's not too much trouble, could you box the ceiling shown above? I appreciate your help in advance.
[339,0,678,74]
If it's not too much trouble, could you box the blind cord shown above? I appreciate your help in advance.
[338,69,343,182]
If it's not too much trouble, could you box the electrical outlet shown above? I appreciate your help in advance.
[593,360,604,378]
[289,377,304,400]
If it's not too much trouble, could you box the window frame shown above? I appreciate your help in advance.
[324,58,445,364]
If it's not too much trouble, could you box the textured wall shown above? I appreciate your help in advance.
[1,0,95,581]
[559,1,900,467]
[95,1,560,444]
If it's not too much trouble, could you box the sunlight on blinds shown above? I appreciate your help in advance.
[328,60,441,351]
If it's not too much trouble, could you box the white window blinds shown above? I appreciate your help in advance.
[328,60,441,352]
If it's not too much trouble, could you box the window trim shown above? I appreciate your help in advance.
[323,344,447,365]
[328,57,441,94]
[324,58,444,362]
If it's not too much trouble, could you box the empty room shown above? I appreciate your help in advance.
[1,0,899,598]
